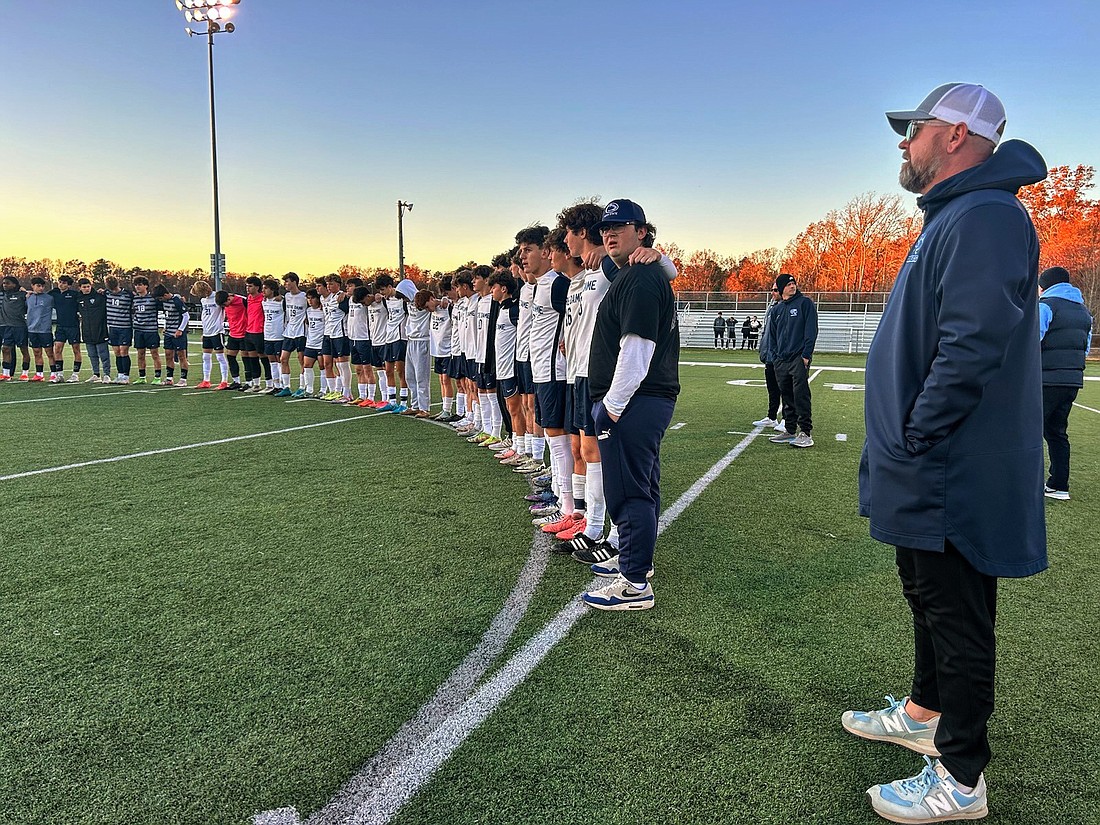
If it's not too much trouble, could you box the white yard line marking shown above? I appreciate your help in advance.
[0,413,388,483]
[808,368,823,383]
[1072,401,1100,415]
[254,425,766,825]
[670,422,686,430]
[679,361,866,372]
[0,389,153,405]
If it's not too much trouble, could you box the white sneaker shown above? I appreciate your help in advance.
[66,373,80,383]
[177,379,187,388]
[866,756,987,823]
[1043,485,1070,501]
[774,419,787,432]
[791,432,814,448]
[581,575,654,611]
[752,417,777,427]
[86,375,99,383]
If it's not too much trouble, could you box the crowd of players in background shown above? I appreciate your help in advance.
[0,200,686,577]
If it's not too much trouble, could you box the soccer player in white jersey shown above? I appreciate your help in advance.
[260,280,286,394]
[347,284,375,406]
[296,288,325,398]
[191,281,230,389]
[520,225,576,533]
[321,275,352,401]
[374,273,410,412]
[406,289,433,418]
[276,272,307,397]
[362,288,389,408]
[488,270,524,461]
[447,271,473,427]
[450,271,478,432]
[512,252,542,470]
[467,265,504,445]
[428,275,457,420]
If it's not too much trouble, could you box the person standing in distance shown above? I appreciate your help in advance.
[1037,266,1093,501]
[851,82,1048,824]
[764,273,817,447]
[582,200,679,612]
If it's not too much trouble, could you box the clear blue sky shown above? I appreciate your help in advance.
[2,0,1097,275]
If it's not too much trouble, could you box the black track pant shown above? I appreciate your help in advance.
[1042,384,1078,492]
[773,355,812,435]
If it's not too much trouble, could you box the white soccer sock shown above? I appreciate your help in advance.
[303,366,314,392]
[399,387,409,405]
[377,372,389,398]
[202,352,212,381]
[608,523,620,550]
[338,362,353,396]
[548,435,574,514]
[358,383,368,400]
[583,462,605,540]
[443,395,454,414]
[531,435,544,462]
[367,382,376,402]
[456,392,467,416]
[482,392,501,436]
[216,352,229,382]
[271,362,282,384]
[572,472,586,514]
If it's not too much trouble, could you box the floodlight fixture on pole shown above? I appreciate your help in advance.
[176,0,241,290]
[398,200,414,280]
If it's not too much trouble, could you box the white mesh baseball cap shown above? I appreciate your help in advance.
[886,83,1007,146]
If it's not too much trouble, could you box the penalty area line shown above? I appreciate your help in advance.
[253,425,765,825]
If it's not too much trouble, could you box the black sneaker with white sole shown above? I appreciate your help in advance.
[571,539,617,565]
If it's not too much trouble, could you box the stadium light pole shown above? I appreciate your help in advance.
[397,200,413,280]
[176,0,241,290]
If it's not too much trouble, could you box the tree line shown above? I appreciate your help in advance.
[4,165,1096,315]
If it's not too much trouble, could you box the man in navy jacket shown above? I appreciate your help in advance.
[849,83,1048,824]
[764,273,818,447]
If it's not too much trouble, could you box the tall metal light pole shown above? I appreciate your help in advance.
[176,0,241,290]
[397,200,413,280]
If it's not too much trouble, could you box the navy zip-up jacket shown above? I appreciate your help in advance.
[859,140,1048,578]
[764,290,818,361]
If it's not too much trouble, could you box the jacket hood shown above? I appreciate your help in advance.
[1041,281,1085,304]
[918,139,1047,211]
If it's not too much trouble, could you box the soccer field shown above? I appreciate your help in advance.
[2,347,1097,825]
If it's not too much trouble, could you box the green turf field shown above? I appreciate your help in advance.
[1,347,1097,824]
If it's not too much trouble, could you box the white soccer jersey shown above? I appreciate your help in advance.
[529,271,567,383]
[262,298,285,341]
[494,299,518,380]
[322,293,347,337]
[367,298,387,343]
[283,291,307,338]
[567,267,612,379]
[451,296,468,356]
[381,296,408,345]
[430,305,452,358]
[563,271,587,382]
[347,300,371,341]
[305,307,325,350]
[200,295,225,337]
[460,295,479,360]
[406,303,430,342]
[515,280,535,362]
[474,293,493,363]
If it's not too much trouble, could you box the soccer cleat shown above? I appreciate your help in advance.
[1043,486,1070,501]
[151,378,164,386]
[0,375,10,381]
[752,417,778,427]
[391,403,408,413]
[164,377,174,386]
[19,372,30,381]
[581,576,654,612]
[769,431,796,443]
[67,373,80,383]
[87,375,100,383]
[274,388,292,397]
[514,461,545,475]
[533,473,553,486]
[266,387,281,396]
[467,432,488,443]
[226,381,241,390]
[30,375,45,382]
[480,436,501,448]
[196,380,212,389]
[377,401,396,411]
[215,382,230,391]
[865,756,987,823]
[591,554,654,579]
[357,398,374,407]
[529,503,560,517]
[567,533,604,559]
[132,377,147,385]
[490,437,512,451]
[497,448,517,461]
[842,695,940,756]
[554,518,588,542]
[176,379,187,388]
[532,511,563,526]
[525,489,556,503]
[790,432,814,448]
[502,453,528,467]
[542,513,584,535]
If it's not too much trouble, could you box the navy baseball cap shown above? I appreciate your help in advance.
[593,199,647,231]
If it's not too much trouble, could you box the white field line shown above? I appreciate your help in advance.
[0,389,154,405]
[670,422,686,430]
[254,425,765,825]
[808,368,823,383]
[1072,401,1100,415]
[679,362,866,372]
[0,412,388,483]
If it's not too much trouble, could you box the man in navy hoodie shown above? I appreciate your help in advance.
[849,83,1048,823]
[1037,266,1093,501]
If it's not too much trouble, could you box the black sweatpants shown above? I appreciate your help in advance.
[1042,384,1078,492]
[896,542,998,788]
[764,361,781,420]
[773,355,812,435]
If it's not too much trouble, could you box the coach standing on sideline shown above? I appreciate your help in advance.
[765,273,817,447]
[1037,266,1093,501]
[851,83,1047,824]
[582,200,680,612]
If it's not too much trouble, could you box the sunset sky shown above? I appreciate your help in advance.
[2,1,1098,276]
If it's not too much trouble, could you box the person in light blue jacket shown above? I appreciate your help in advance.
[849,83,1048,825]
